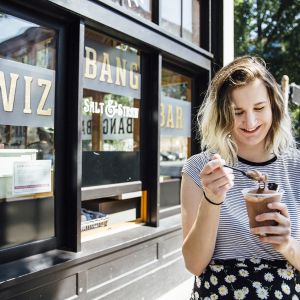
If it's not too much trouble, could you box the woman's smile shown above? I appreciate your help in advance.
[240,125,261,134]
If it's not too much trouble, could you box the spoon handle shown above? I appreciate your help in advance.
[223,164,248,177]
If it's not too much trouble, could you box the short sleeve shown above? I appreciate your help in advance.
[181,152,209,189]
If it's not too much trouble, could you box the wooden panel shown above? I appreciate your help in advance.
[87,243,158,290]
[9,275,78,300]
[87,255,190,300]
[0,228,187,300]
[161,234,182,259]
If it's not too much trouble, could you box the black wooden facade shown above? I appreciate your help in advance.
[0,0,227,299]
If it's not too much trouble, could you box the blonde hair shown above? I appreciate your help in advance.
[198,56,296,165]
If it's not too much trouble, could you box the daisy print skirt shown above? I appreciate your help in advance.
[190,258,300,300]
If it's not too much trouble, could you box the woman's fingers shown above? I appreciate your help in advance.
[201,156,225,175]
[250,223,291,237]
[250,203,292,250]
[204,173,234,195]
[254,203,290,227]
[200,155,234,201]
[255,212,289,226]
[201,167,233,184]
[267,202,289,218]
[258,234,291,245]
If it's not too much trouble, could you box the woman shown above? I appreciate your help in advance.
[181,56,300,299]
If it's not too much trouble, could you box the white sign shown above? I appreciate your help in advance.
[13,160,52,196]
[0,58,55,127]
[83,98,139,119]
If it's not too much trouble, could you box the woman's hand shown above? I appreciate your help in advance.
[200,154,234,204]
[250,202,292,252]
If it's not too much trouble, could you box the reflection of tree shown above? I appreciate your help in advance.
[103,94,133,106]
[82,91,139,152]
[162,82,188,100]
[103,94,137,152]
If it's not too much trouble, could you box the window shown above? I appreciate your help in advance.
[0,13,56,249]
[161,0,201,46]
[81,30,143,238]
[161,0,181,37]
[82,30,140,187]
[160,67,191,210]
[109,0,152,21]
[182,0,200,45]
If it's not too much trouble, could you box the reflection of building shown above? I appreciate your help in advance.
[0,26,56,69]
[0,1,233,299]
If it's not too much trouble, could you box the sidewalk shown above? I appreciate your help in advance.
[156,276,194,300]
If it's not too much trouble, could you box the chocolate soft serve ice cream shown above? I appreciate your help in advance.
[242,170,283,234]
[245,169,268,191]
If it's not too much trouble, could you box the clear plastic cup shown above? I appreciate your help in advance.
[242,188,284,231]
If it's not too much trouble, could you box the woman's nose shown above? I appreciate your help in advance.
[244,112,257,129]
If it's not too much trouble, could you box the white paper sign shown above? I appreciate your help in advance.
[13,160,52,195]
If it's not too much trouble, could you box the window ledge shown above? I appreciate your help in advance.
[0,214,182,288]
[82,181,142,200]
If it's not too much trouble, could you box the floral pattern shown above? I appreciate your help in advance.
[190,259,300,300]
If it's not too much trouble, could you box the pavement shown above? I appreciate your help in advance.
[156,276,194,300]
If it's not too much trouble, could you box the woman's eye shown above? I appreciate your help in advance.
[255,106,264,111]
[234,111,243,116]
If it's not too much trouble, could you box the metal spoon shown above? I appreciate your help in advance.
[223,164,254,179]
[223,164,278,191]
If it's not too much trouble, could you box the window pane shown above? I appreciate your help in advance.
[0,13,56,249]
[109,0,152,21]
[82,30,141,187]
[182,0,200,45]
[160,68,192,209]
[161,0,181,37]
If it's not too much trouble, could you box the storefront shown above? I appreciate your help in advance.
[0,0,233,299]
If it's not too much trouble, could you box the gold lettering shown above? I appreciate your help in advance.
[0,71,19,111]
[37,79,52,116]
[175,106,183,129]
[129,63,139,90]
[99,52,113,83]
[23,76,33,114]
[160,103,165,127]
[115,57,127,86]
[84,46,97,79]
[166,104,174,128]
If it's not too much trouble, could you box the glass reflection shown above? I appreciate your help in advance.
[82,92,140,152]
[82,30,141,187]
[160,67,192,209]
[0,14,56,69]
[161,0,181,37]
[182,0,200,45]
[161,0,201,46]
[160,67,191,173]
[109,0,152,21]
[0,13,56,249]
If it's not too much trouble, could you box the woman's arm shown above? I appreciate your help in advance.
[181,174,221,275]
[181,154,234,276]
[279,238,300,271]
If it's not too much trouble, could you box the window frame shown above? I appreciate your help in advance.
[79,27,158,228]
[0,1,82,263]
[158,61,201,218]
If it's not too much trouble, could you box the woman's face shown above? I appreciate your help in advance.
[231,78,272,153]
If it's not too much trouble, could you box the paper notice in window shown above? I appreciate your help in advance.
[13,160,52,195]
